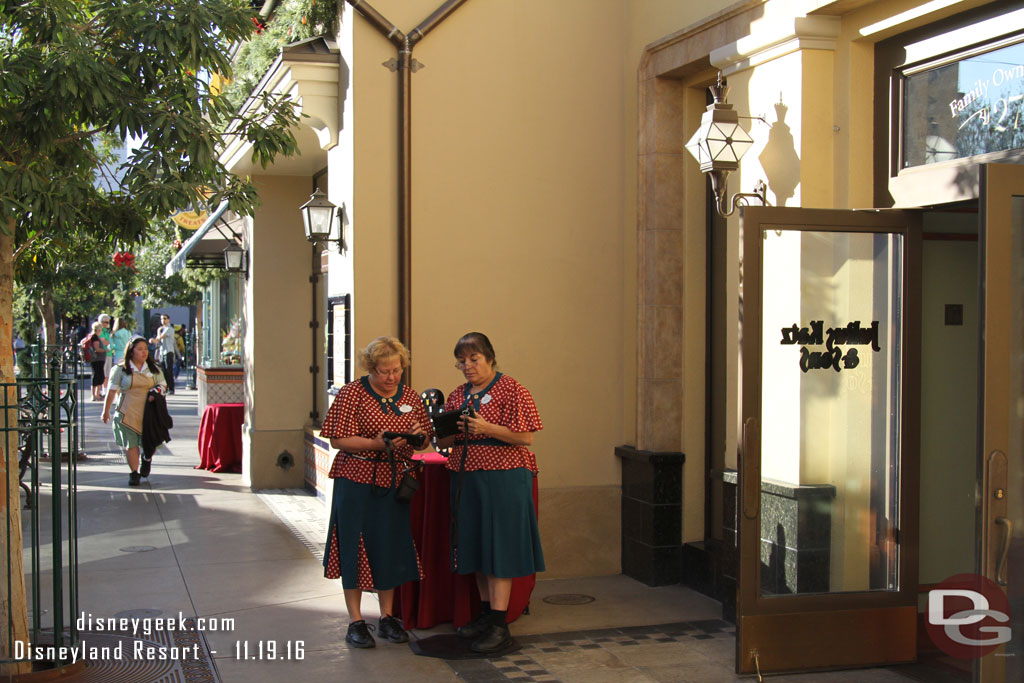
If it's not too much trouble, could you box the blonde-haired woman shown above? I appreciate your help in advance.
[320,336,432,649]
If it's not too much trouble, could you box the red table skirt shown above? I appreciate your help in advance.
[196,403,244,473]
[393,461,538,629]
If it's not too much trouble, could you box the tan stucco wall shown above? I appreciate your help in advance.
[243,175,317,489]
[348,0,641,577]
[230,0,1008,577]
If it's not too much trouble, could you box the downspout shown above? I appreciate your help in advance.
[346,0,470,383]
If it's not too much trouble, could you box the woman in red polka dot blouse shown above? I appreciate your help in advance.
[438,332,544,654]
[320,336,432,649]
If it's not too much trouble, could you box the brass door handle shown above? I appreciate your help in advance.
[995,516,1012,587]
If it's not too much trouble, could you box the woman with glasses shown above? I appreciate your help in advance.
[439,332,544,654]
[320,336,431,649]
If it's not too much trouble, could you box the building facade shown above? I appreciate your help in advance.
[181,0,1021,677]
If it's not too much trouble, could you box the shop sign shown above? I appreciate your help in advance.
[780,320,880,373]
[903,40,1024,167]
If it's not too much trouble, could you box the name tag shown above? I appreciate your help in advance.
[398,404,413,414]
[481,394,492,405]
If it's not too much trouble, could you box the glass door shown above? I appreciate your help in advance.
[737,206,922,674]
[977,163,1024,683]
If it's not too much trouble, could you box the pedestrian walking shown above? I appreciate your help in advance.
[98,313,113,379]
[150,314,177,395]
[101,336,167,486]
[84,322,107,401]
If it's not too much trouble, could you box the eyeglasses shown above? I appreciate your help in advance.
[454,357,486,369]
[373,367,403,378]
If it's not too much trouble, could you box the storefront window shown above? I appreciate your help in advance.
[199,274,244,367]
[903,37,1024,168]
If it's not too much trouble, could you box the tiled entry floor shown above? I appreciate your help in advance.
[447,620,738,682]
[261,489,928,683]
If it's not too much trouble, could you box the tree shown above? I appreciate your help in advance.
[0,0,302,670]
[134,220,224,309]
[15,233,137,345]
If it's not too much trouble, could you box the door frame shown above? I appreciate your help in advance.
[736,206,923,675]
[976,163,1024,683]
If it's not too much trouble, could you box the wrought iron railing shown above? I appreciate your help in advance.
[2,344,81,666]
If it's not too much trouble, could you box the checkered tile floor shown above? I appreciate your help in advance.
[446,620,735,682]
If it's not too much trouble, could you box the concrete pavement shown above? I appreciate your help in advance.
[44,388,940,683]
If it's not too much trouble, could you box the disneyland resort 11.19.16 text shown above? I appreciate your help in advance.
[13,612,238,663]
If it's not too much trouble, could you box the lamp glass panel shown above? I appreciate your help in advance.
[707,138,730,161]
[730,138,753,163]
[686,125,712,164]
[731,124,753,144]
[708,122,738,141]
[305,206,334,240]
[224,248,244,271]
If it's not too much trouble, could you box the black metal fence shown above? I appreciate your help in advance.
[2,344,81,666]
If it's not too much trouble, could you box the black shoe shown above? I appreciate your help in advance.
[140,456,152,478]
[470,623,512,653]
[128,472,141,486]
[345,620,376,648]
[456,611,491,640]
[378,615,408,643]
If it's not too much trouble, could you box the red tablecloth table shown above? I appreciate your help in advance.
[394,454,538,629]
[196,403,244,473]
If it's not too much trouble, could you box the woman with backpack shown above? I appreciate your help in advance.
[84,321,107,401]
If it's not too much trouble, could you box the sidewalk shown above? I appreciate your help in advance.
[58,389,929,683]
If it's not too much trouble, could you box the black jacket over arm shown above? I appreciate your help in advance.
[142,391,173,458]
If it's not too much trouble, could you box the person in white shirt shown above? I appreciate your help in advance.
[150,314,177,395]
[101,336,167,486]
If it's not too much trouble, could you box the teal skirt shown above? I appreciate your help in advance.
[450,468,545,578]
[111,412,141,449]
[323,478,420,591]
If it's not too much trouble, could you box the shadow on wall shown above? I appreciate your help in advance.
[758,98,800,207]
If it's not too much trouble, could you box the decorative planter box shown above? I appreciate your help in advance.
[197,366,244,414]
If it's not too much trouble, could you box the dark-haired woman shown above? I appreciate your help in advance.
[101,336,166,486]
[87,321,107,401]
[440,332,544,653]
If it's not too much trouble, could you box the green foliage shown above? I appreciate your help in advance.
[223,0,339,112]
[134,221,223,308]
[0,0,304,260]
[15,234,136,332]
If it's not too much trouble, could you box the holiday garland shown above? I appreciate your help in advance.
[223,0,340,113]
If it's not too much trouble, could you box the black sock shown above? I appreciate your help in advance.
[479,600,491,616]
[488,609,507,628]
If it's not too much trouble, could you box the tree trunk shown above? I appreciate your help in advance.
[35,291,57,347]
[0,221,31,674]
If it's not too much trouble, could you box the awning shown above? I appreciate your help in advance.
[164,201,236,277]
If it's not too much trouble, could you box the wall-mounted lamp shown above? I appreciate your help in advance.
[300,189,338,243]
[223,243,247,273]
[300,189,348,254]
[685,74,768,217]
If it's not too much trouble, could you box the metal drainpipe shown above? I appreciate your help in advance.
[310,243,320,422]
[347,0,470,384]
